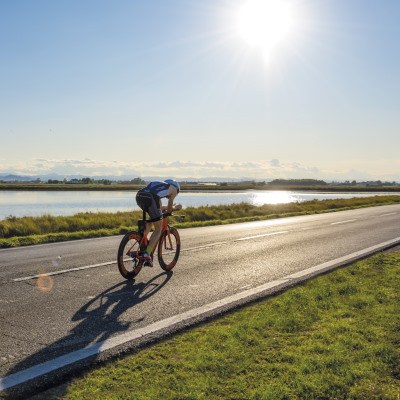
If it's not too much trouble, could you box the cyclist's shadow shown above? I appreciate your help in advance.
[70,271,173,344]
[4,271,173,397]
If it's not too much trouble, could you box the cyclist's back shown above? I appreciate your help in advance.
[142,181,171,200]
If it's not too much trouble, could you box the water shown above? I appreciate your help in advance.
[0,190,397,220]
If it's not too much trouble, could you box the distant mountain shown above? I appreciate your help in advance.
[0,173,133,182]
[0,174,41,182]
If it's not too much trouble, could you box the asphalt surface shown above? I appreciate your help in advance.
[0,204,400,396]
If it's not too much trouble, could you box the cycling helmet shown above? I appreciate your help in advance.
[165,179,180,193]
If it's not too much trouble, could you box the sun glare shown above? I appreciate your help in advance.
[236,0,295,61]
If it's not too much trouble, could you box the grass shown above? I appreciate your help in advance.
[51,251,400,399]
[1,195,400,248]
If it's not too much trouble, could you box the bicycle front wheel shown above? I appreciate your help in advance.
[117,231,143,280]
[157,227,180,271]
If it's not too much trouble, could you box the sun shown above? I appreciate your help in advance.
[235,0,295,59]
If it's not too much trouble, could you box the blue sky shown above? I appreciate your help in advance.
[1,0,399,180]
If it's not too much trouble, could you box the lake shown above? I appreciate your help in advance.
[0,190,398,220]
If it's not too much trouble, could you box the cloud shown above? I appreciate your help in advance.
[0,158,398,181]
[270,159,280,167]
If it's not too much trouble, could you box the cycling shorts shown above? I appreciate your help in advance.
[136,190,163,222]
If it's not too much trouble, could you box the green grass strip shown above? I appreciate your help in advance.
[56,251,400,400]
[1,195,400,248]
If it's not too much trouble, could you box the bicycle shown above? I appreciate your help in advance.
[117,211,181,280]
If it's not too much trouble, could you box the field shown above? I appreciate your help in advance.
[1,195,400,248]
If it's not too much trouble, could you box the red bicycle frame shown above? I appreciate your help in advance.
[140,213,173,255]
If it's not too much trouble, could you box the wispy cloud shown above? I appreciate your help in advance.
[0,158,397,181]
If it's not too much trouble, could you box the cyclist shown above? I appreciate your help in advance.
[135,179,182,266]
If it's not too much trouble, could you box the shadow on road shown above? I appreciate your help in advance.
[4,271,173,399]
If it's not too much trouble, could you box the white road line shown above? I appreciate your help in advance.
[181,241,228,252]
[2,236,400,392]
[380,212,397,217]
[330,219,358,226]
[234,231,288,241]
[12,233,288,282]
[13,261,116,282]
[239,284,251,290]
[13,242,230,282]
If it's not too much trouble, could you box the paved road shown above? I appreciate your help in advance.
[0,205,399,386]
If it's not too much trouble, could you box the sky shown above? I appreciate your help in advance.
[1,0,399,181]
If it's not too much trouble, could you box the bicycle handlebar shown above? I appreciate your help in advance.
[145,212,184,224]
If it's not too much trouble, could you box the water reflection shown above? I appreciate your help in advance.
[251,190,297,205]
[0,190,397,219]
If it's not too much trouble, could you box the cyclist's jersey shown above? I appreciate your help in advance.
[142,181,171,200]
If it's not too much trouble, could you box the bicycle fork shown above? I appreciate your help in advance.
[164,228,174,251]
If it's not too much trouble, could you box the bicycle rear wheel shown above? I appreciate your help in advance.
[117,231,143,280]
[157,227,180,271]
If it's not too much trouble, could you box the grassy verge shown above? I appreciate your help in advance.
[48,251,400,399]
[1,195,400,248]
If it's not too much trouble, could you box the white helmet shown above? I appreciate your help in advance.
[165,179,180,193]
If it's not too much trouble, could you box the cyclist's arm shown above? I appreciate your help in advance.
[166,196,174,213]
[161,203,182,211]
[165,186,179,213]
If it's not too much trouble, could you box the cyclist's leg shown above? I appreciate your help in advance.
[135,190,153,248]
[147,220,162,254]
[143,221,152,242]
[146,197,163,254]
